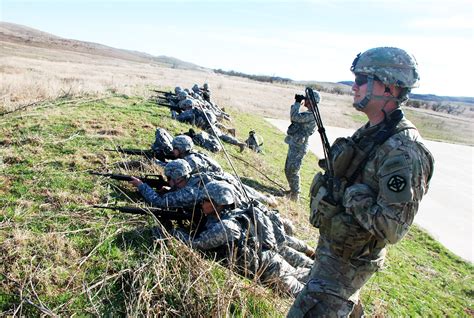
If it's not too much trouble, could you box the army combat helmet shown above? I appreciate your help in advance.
[164,159,192,180]
[350,47,420,109]
[203,181,235,206]
[172,135,194,153]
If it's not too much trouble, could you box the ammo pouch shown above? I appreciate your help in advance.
[309,173,344,228]
[330,137,355,178]
[319,212,374,261]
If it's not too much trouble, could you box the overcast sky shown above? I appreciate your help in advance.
[1,0,473,97]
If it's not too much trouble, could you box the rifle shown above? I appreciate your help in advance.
[93,205,205,233]
[105,146,175,161]
[152,90,176,97]
[305,87,339,203]
[93,205,193,220]
[90,171,169,190]
[156,103,183,114]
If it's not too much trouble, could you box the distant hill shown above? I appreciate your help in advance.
[338,81,474,105]
[0,21,203,70]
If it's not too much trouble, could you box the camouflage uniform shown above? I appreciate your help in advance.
[284,101,317,198]
[173,182,309,296]
[187,129,222,153]
[265,209,314,269]
[288,47,435,317]
[151,128,173,154]
[201,83,211,103]
[245,130,263,153]
[138,172,210,209]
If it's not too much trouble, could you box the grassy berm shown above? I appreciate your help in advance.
[0,94,472,317]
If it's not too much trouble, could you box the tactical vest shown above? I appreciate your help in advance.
[309,111,417,260]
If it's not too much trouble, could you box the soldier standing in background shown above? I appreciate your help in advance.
[287,47,434,317]
[284,92,318,201]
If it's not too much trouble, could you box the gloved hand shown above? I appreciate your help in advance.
[294,94,305,103]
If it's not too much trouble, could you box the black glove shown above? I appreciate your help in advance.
[294,94,305,103]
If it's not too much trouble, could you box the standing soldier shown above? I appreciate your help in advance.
[287,47,434,317]
[284,92,319,201]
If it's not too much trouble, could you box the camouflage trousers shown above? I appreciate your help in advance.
[259,250,310,297]
[287,252,381,317]
[207,127,240,145]
[278,245,313,269]
[285,143,309,194]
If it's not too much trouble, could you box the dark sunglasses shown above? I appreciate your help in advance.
[354,74,379,86]
[354,74,369,86]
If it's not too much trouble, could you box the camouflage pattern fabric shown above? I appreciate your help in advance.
[287,114,434,317]
[285,142,309,195]
[285,102,316,194]
[151,128,173,153]
[183,152,223,175]
[172,215,241,251]
[137,173,211,209]
[245,132,263,153]
[259,250,310,297]
[351,47,419,89]
[192,130,222,153]
[278,245,313,269]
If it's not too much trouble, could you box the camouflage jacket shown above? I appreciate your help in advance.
[285,102,316,145]
[172,214,242,250]
[183,151,223,175]
[137,173,212,208]
[318,113,434,262]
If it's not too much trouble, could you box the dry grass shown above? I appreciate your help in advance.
[2,38,471,145]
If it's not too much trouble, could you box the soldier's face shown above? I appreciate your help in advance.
[172,148,181,158]
[202,199,216,215]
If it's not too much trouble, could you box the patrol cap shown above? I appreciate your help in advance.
[164,159,192,180]
[203,181,235,205]
[172,135,194,152]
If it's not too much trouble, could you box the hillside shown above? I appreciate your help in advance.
[0,22,202,70]
[0,93,472,316]
[0,22,473,315]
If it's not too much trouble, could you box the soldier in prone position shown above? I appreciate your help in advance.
[171,180,310,296]
[287,47,435,317]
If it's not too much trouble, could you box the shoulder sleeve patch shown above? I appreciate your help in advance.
[379,154,413,203]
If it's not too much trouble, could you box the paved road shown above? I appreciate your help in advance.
[266,118,473,263]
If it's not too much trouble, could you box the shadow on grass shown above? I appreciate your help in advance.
[241,176,287,197]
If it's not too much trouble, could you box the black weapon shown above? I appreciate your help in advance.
[93,205,193,220]
[305,87,333,176]
[90,171,169,190]
[305,87,340,203]
[105,146,175,161]
[156,103,183,114]
[93,205,206,233]
[152,90,176,97]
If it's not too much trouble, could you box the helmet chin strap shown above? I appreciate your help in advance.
[353,75,375,110]
[354,77,400,110]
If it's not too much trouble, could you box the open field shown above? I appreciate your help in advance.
[1,24,472,146]
[1,22,473,316]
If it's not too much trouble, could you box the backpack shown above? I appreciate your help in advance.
[151,128,173,153]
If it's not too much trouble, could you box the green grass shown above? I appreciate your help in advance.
[0,94,472,316]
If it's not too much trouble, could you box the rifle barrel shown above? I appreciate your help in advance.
[93,205,193,220]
